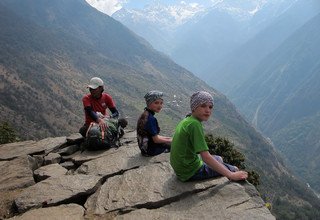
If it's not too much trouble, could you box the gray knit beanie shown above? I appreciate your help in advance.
[190,91,214,111]
[144,90,163,106]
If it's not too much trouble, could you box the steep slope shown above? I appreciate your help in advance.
[169,0,296,79]
[231,13,320,194]
[211,0,320,93]
[0,0,205,139]
[0,0,319,219]
[170,7,246,79]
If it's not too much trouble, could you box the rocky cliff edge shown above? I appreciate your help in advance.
[0,130,275,220]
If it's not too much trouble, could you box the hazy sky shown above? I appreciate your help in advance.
[85,0,217,15]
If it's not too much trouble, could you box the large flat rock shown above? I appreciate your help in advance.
[0,137,67,160]
[85,162,227,214]
[71,130,137,166]
[75,144,169,177]
[0,141,36,160]
[0,156,34,191]
[33,163,68,182]
[8,203,85,220]
[116,182,275,220]
[15,174,102,213]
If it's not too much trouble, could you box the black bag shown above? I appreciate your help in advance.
[85,118,127,151]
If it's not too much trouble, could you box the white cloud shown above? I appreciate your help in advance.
[85,0,125,15]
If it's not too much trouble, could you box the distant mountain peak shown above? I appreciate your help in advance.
[113,0,281,30]
[113,2,206,29]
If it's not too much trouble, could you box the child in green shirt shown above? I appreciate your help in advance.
[170,91,248,182]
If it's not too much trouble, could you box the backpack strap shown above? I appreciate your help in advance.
[86,122,95,138]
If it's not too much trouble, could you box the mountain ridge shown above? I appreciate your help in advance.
[230,12,320,195]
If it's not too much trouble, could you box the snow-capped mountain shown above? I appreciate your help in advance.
[113,2,206,30]
[112,0,294,30]
[112,0,297,54]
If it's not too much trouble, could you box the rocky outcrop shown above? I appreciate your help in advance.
[0,130,275,220]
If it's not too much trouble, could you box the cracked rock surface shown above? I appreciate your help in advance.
[0,130,275,219]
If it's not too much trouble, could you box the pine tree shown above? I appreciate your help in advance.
[0,122,17,144]
[205,134,260,186]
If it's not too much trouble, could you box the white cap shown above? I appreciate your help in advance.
[87,77,104,89]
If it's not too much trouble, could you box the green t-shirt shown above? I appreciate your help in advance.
[170,116,209,181]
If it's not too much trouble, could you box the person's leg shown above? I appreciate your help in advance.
[214,155,223,163]
[161,143,171,152]
[189,163,221,181]
[189,156,238,181]
[213,155,238,172]
[146,143,170,156]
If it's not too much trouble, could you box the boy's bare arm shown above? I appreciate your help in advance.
[200,151,248,181]
[152,135,172,144]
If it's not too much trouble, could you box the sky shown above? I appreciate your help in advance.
[85,0,217,16]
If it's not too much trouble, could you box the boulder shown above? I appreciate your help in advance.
[60,161,76,170]
[85,161,274,219]
[116,183,274,220]
[0,156,34,191]
[0,141,36,161]
[44,152,61,165]
[57,144,80,156]
[85,162,228,214]
[66,133,84,145]
[28,155,44,171]
[0,137,67,161]
[14,174,102,213]
[72,148,118,166]
[33,163,68,182]
[75,143,168,177]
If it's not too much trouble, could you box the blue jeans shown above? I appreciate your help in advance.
[143,143,171,156]
[189,155,237,181]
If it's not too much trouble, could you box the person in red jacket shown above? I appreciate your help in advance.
[79,77,119,137]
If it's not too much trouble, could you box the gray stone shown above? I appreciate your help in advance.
[41,137,67,154]
[8,203,85,220]
[15,174,102,213]
[85,162,227,214]
[120,130,136,144]
[0,156,35,191]
[72,147,119,165]
[44,152,61,165]
[27,155,44,171]
[0,141,36,160]
[71,130,137,166]
[60,161,76,170]
[57,145,80,156]
[116,183,275,220]
[0,137,67,161]
[75,144,169,177]
[66,133,84,145]
[61,150,81,162]
[34,163,68,182]
[75,145,138,175]
[33,155,44,167]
